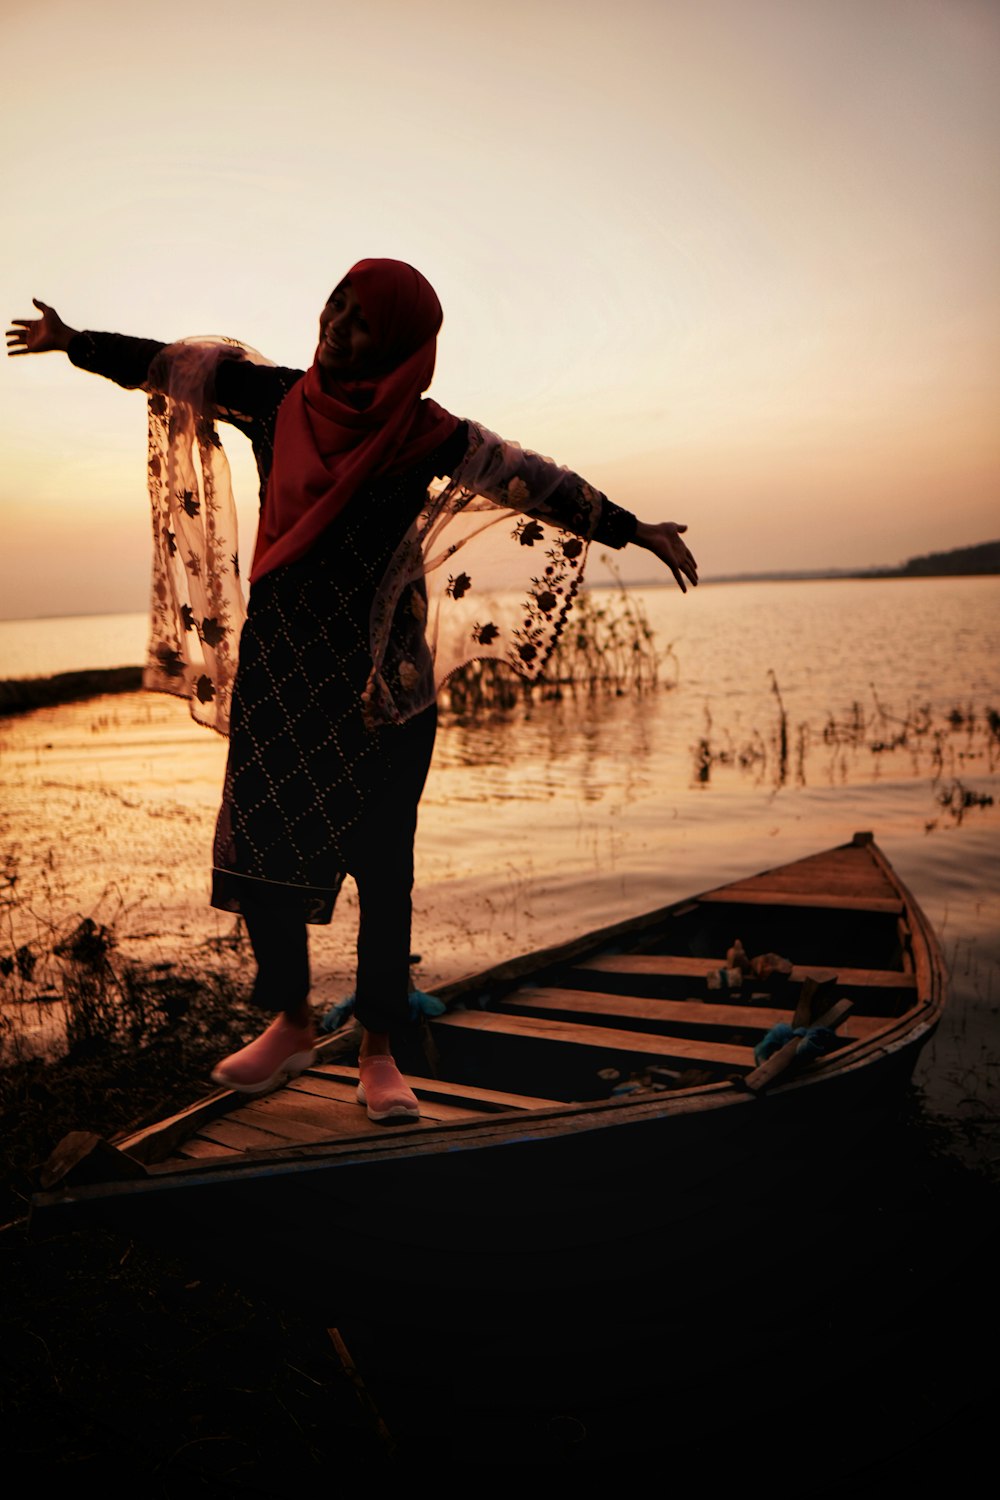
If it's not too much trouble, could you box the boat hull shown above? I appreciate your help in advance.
[30,834,946,1324]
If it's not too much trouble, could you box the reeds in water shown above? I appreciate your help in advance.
[442,559,675,716]
[693,677,1000,815]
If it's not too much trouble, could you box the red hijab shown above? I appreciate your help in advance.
[250,259,459,582]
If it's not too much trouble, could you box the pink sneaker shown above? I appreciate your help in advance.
[356,1056,421,1123]
[211,1014,317,1095]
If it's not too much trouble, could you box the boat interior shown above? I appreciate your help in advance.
[116,839,926,1172]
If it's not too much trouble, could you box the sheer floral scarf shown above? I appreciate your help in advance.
[143,339,268,735]
[364,423,602,726]
[142,342,602,736]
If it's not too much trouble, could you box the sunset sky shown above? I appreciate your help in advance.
[2,0,998,620]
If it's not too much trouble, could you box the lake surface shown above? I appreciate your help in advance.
[2,575,998,1172]
[0,610,150,681]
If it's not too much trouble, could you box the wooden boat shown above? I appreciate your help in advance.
[31,833,946,1325]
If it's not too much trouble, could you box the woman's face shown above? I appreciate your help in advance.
[317,281,376,380]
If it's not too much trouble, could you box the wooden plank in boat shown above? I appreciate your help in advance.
[193,1117,298,1152]
[311,1063,564,1114]
[286,1073,482,1124]
[725,850,889,875]
[713,873,897,899]
[120,1089,239,1163]
[240,1094,459,1142]
[286,1076,371,1106]
[732,846,889,874]
[570,957,915,1017]
[698,888,903,914]
[702,845,904,907]
[575,955,722,983]
[174,1136,243,1161]
[502,985,886,1040]
[173,1070,563,1166]
[576,954,916,992]
[435,1010,751,1072]
[232,1087,376,1143]
[707,873,898,899]
[123,1051,559,1166]
[235,1101,356,1145]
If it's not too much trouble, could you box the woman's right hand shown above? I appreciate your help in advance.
[634,519,699,594]
[6,298,78,356]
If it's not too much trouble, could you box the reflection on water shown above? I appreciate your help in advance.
[434,691,661,805]
[1,578,998,1169]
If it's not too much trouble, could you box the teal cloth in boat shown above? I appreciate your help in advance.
[753,1022,838,1066]
[319,989,446,1033]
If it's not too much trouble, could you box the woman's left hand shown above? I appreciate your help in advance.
[634,520,698,593]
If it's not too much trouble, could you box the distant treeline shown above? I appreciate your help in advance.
[705,536,1000,586]
[0,667,143,716]
[883,538,1000,578]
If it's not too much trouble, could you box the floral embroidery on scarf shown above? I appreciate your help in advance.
[140,353,603,738]
[143,338,272,736]
[513,518,545,547]
[446,572,472,600]
[364,423,602,727]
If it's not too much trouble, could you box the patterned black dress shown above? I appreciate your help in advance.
[210,410,470,923]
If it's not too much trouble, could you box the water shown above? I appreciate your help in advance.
[0,611,149,681]
[1,576,998,1170]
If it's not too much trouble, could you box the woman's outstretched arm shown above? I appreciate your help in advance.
[453,424,699,594]
[8,298,166,389]
[7,299,303,449]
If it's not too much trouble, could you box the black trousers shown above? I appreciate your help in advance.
[239,705,437,1034]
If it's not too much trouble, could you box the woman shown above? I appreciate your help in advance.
[7,261,697,1122]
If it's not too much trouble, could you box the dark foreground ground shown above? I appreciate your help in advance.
[1,955,997,1489]
[3,1090,997,1489]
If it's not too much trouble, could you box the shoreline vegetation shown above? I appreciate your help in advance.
[0,665,143,716]
[0,925,260,1224]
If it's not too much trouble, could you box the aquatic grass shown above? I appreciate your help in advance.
[0,861,261,1218]
[934,779,995,826]
[0,851,140,1042]
[442,556,676,717]
[768,669,789,786]
[794,721,812,788]
[692,682,1000,814]
[0,848,257,1072]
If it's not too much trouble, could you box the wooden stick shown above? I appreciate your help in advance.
[327,1327,397,1458]
[743,999,854,1094]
